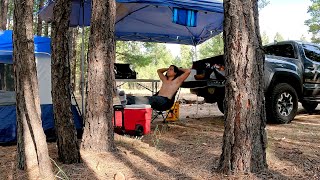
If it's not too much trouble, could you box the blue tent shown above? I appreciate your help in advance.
[0,30,82,143]
[39,0,224,46]
[0,30,51,64]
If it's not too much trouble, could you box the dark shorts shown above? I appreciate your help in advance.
[127,95,173,111]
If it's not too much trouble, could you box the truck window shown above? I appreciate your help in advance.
[302,44,320,63]
[265,44,296,59]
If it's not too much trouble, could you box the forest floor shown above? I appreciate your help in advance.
[1,93,320,180]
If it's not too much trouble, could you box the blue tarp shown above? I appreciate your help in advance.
[39,0,224,45]
[0,30,51,54]
[0,105,82,143]
[0,30,51,64]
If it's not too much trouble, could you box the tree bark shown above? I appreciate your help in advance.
[81,0,116,152]
[51,0,80,163]
[0,0,8,30]
[218,0,267,174]
[13,0,54,178]
[36,0,44,36]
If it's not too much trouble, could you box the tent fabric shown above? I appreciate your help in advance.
[0,30,51,56]
[39,0,224,45]
[0,30,53,104]
[0,30,83,143]
[0,104,83,143]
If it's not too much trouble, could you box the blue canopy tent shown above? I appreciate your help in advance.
[39,0,224,45]
[0,30,82,143]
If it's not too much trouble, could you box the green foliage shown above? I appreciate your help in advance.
[305,0,320,43]
[274,32,285,42]
[261,31,270,45]
[175,45,193,67]
[6,0,14,29]
[116,41,152,67]
[198,33,224,59]
[136,43,175,79]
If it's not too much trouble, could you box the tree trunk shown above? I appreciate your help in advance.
[36,0,44,36]
[218,0,267,174]
[13,0,54,178]
[0,0,8,30]
[70,28,78,92]
[51,0,80,163]
[81,0,116,152]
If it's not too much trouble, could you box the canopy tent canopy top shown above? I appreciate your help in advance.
[39,0,224,46]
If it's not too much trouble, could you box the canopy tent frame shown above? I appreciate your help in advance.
[38,0,224,116]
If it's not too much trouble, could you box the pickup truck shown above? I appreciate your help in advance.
[182,40,320,124]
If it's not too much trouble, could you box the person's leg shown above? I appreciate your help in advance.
[147,96,171,111]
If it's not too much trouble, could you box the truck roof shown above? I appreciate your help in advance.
[265,40,319,47]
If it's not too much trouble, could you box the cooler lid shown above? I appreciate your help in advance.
[125,104,151,109]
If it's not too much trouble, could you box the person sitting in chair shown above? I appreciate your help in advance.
[125,65,191,111]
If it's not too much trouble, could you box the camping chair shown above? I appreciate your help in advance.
[151,88,181,123]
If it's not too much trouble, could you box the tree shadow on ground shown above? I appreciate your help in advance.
[297,109,320,115]
[47,143,100,180]
[273,141,320,178]
[115,142,194,179]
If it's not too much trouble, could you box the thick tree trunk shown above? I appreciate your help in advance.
[36,0,44,36]
[218,0,267,174]
[51,0,80,163]
[0,0,8,30]
[81,0,116,152]
[13,0,54,178]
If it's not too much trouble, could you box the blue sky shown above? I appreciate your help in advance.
[259,0,312,41]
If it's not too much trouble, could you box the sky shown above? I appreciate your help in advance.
[168,0,313,57]
[259,0,312,41]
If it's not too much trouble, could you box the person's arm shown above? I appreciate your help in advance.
[157,68,168,81]
[176,68,191,83]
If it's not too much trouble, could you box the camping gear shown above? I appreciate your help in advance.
[113,104,152,136]
[166,102,180,122]
[0,30,83,143]
[38,0,224,115]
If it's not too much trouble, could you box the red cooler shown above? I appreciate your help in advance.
[113,104,152,136]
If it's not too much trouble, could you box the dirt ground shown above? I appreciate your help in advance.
[1,93,320,180]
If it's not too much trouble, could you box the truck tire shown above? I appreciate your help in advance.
[266,83,298,124]
[302,101,318,113]
[217,99,224,114]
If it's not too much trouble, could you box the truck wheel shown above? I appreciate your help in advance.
[302,101,318,113]
[217,99,224,114]
[266,83,298,124]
